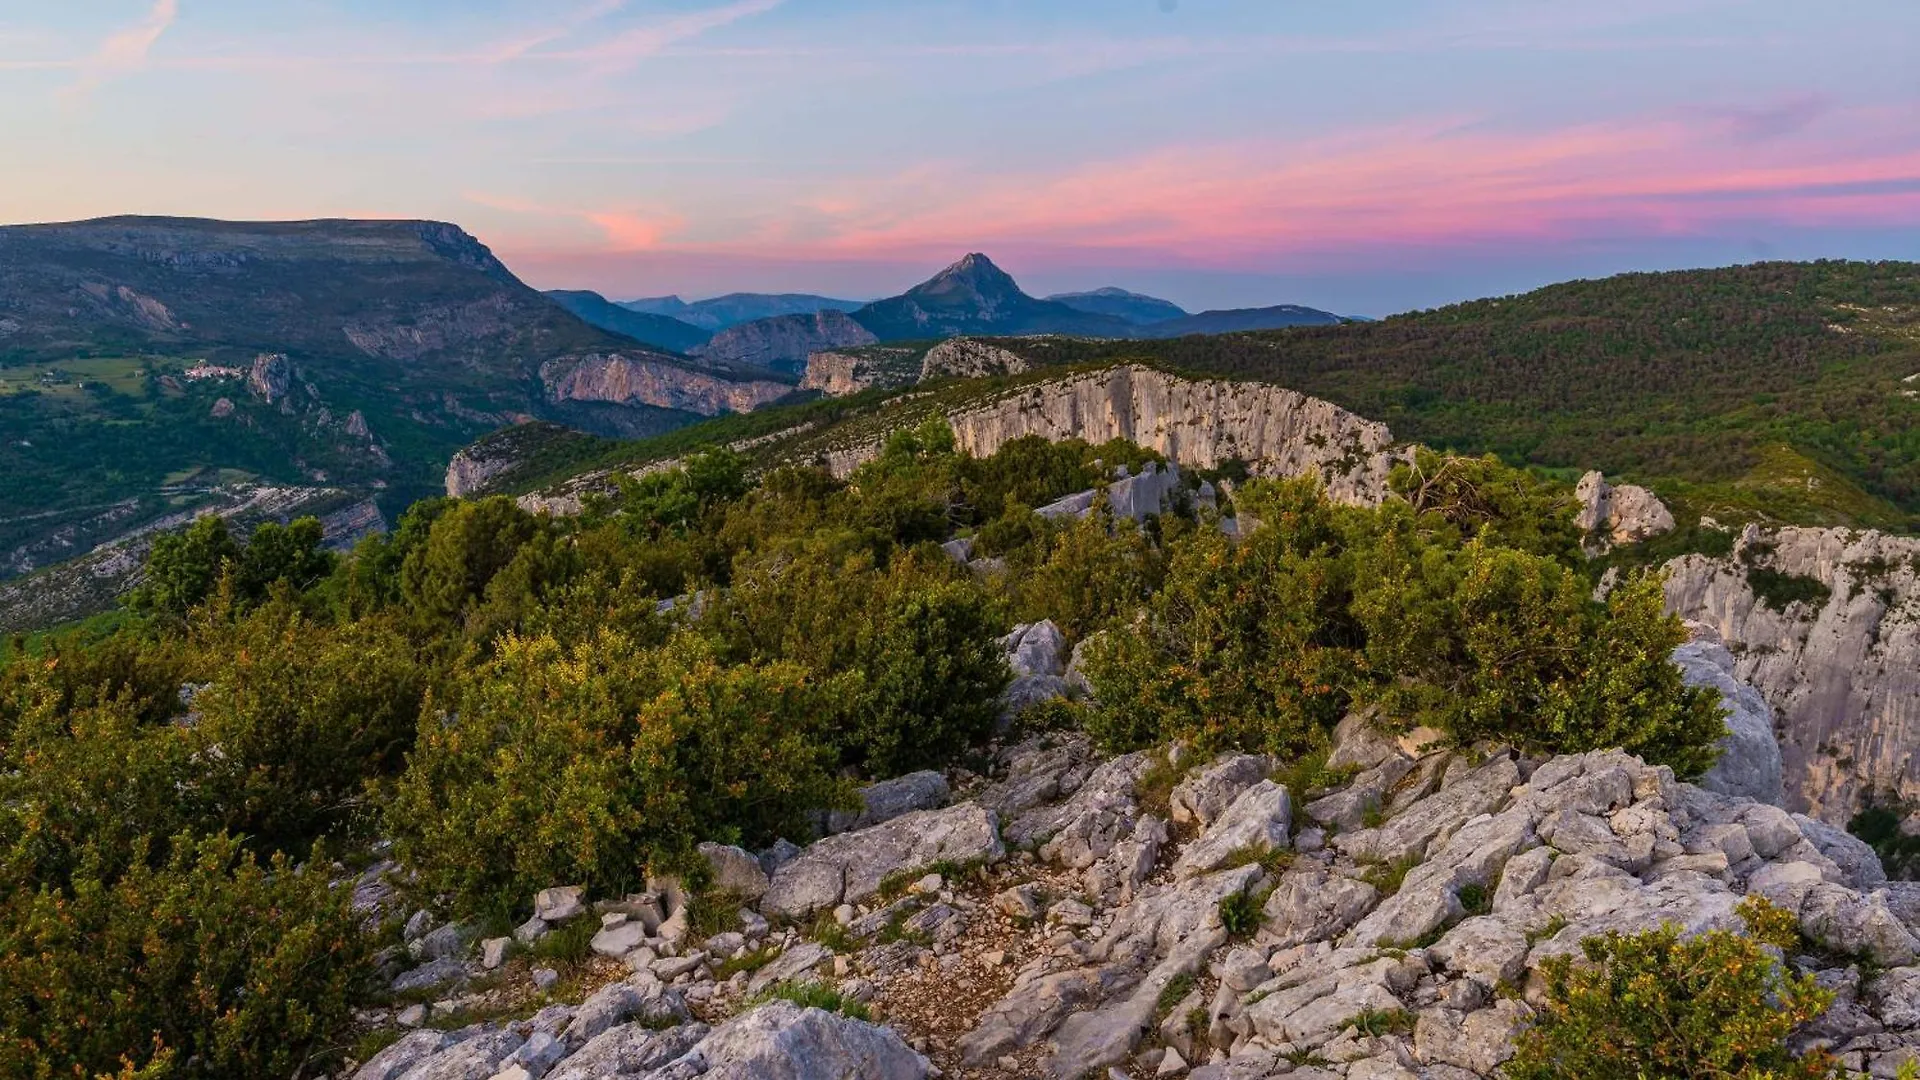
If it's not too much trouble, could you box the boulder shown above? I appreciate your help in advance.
[391,957,467,995]
[351,1030,452,1080]
[1174,780,1291,878]
[534,886,587,924]
[1576,471,1674,546]
[1169,754,1272,827]
[1427,915,1531,987]
[1002,620,1068,677]
[563,981,649,1047]
[545,1022,709,1080]
[698,842,771,901]
[589,921,649,960]
[828,770,951,834]
[1263,868,1381,947]
[687,1000,929,1078]
[1793,814,1890,890]
[762,803,1003,919]
[392,1029,523,1080]
[412,921,475,961]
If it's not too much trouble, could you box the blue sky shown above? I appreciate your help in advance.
[3,0,1918,315]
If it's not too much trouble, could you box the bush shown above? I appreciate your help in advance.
[0,830,373,1080]
[846,580,1008,775]
[1506,896,1840,1080]
[1084,475,1725,773]
[184,602,426,853]
[387,630,855,918]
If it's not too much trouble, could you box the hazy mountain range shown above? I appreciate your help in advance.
[546,254,1352,366]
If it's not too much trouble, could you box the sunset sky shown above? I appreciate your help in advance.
[4,0,1918,314]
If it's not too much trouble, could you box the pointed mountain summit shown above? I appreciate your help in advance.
[851,253,1137,340]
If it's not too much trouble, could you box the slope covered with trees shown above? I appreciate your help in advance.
[994,261,1920,530]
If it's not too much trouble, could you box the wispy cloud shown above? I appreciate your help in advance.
[478,0,628,64]
[64,0,178,99]
[546,0,785,69]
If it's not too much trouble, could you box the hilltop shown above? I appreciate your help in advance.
[954,261,1920,530]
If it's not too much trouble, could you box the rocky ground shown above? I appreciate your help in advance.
[343,625,1920,1080]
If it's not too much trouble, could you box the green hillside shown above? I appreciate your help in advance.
[989,261,1920,530]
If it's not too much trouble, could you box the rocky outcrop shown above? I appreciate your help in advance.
[1575,470,1675,546]
[445,444,520,498]
[798,346,925,396]
[820,365,1403,504]
[919,338,1029,382]
[692,310,877,372]
[1664,524,1920,825]
[540,353,792,416]
[246,352,294,404]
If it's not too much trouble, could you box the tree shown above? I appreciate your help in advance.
[131,515,239,617]
[234,517,334,599]
[848,580,1009,775]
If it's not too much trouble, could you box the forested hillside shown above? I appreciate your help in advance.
[994,261,1920,530]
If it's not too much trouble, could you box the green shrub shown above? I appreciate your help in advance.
[129,514,240,617]
[749,979,871,1021]
[529,917,599,968]
[1506,897,1840,1080]
[846,580,1008,775]
[0,831,373,1080]
[1218,885,1266,939]
[388,630,855,918]
[185,603,425,853]
[1747,566,1833,613]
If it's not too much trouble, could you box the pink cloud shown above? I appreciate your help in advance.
[63,0,177,98]
[584,110,1920,269]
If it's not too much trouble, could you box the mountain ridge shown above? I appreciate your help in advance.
[544,289,713,354]
[1046,285,1189,324]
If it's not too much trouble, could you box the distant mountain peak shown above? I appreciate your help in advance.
[912,253,1023,304]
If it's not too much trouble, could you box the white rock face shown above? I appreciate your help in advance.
[822,365,1403,505]
[1672,638,1785,806]
[1664,523,1920,823]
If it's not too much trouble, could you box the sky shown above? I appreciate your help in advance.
[3,1,1919,316]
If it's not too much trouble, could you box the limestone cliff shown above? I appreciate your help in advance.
[818,365,1403,504]
[1664,524,1920,825]
[539,353,792,416]
[691,310,876,373]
